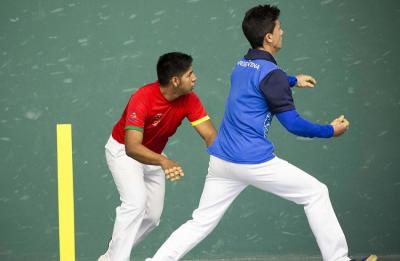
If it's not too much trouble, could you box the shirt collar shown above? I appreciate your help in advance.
[244,49,277,65]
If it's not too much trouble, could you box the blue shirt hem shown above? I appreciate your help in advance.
[208,150,276,164]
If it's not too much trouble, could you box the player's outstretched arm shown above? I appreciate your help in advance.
[276,110,350,138]
[193,119,217,147]
[276,109,333,138]
[125,129,184,181]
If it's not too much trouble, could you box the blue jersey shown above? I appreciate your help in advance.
[208,53,281,163]
[208,49,333,164]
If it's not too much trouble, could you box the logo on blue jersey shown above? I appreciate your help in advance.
[263,112,273,138]
[237,60,260,70]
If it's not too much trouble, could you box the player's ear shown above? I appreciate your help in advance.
[265,33,273,44]
[171,76,179,87]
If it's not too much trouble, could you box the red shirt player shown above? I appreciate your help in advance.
[99,52,216,261]
[112,81,211,156]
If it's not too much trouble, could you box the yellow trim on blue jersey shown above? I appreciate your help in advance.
[191,116,210,126]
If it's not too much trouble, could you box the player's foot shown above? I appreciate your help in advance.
[97,254,109,261]
[350,254,378,261]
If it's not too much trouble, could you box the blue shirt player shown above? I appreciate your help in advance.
[148,4,376,261]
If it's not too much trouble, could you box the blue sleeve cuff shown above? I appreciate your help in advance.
[276,110,334,138]
[288,75,297,88]
[326,125,334,137]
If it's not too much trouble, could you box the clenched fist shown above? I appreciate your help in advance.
[330,115,350,137]
[164,166,185,182]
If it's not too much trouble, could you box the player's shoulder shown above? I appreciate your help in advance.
[264,68,289,84]
[131,80,159,97]
[269,67,287,78]
[127,81,159,107]
[137,80,159,93]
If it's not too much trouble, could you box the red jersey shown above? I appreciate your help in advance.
[111,81,209,153]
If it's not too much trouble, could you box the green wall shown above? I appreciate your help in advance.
[1,0,399,260]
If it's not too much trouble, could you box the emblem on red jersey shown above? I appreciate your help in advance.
[152,113,163,126]
[128,112,139,123]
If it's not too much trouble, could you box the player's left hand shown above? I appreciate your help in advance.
[296,74,316,88]
[164,166,185,182]
[330,115,350,137]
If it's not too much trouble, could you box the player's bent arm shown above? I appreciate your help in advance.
[276,110,333,138]
[125,129,185,180]
[193,119,217,147]
[125,129,167,166]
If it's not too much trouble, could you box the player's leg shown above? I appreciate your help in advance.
[100,137,148,261]
[245,157,349,261]
[148,156,247,261]
[132,164,166,247]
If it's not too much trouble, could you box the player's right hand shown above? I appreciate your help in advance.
[160,158,185,181]
[330,115,350,137]
[296,74,317,88]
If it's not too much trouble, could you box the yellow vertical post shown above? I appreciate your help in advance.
[56,124,76,261]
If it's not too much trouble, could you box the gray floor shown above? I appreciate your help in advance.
[180,256,397,261]
[63,255,398,261]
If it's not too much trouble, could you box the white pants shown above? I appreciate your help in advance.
[102,136,165,261]
[149,156,350,261]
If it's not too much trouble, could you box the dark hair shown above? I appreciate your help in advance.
[157,52,193,85]
[242,5,280,48]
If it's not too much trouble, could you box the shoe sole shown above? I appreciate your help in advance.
[365,255,378,261]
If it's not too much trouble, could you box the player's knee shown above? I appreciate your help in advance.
[315,182,329,199]
[303,182,330,208]
[146,210,162,228]
[190,209,221,230]
[148,219,160,229]
[118,197,146,216]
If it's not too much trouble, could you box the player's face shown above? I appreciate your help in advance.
[270,19,283,51]
[178,66,197,94]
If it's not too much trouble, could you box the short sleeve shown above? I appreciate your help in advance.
[260,69,296,114]
[124,90,148,132]
[185,92,210,126]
